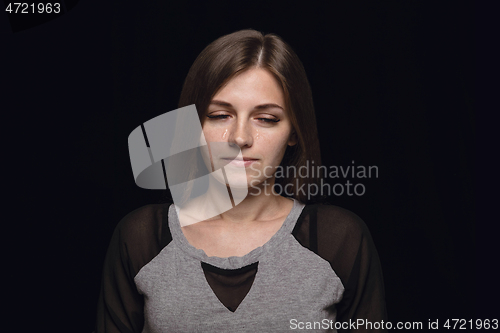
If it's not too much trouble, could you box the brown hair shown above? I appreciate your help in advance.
[178,29,322,203]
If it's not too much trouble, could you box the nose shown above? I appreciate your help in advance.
[228,119,253,148]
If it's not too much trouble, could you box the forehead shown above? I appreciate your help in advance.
[212,68,285,107]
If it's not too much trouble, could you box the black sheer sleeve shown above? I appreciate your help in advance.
[96,204,171,333]
[293,204,387,332]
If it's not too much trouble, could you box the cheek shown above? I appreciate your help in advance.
[202,126,229,143]
[201,127,215,142]
[260,132,291,161]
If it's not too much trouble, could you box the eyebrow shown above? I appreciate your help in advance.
[210,100,284,111]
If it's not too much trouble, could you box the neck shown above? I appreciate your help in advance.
[211,177,290,223]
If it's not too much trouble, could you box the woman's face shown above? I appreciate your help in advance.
[201,67,297,190]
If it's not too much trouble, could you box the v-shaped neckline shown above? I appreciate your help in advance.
[200,261,259,313]
[168,198,305,270]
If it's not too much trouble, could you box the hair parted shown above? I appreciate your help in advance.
[178,29,322,203]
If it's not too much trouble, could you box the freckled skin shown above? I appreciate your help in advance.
[202,68,297,190]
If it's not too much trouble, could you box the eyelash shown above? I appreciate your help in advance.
[206,115,280,123]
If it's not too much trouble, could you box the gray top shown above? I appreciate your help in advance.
[96,200,387,332]
[135,200,342,332]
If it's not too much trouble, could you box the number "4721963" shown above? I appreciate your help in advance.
[5,3,61,14]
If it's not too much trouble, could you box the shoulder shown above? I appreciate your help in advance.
[113,203,171,247]
[296,204,380,285]
[295,203,376,262]
[107,203,173,277]
[301,203,369,240]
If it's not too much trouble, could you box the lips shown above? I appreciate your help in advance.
[221,157,259,167]
[221,156,258,161]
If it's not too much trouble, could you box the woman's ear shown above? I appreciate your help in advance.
[288,130,298,146]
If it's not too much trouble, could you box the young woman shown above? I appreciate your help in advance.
[97,29,387,332]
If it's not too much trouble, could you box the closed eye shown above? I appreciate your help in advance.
[206,114,230,120]
[206,114,280,123]
[257,118,280,123]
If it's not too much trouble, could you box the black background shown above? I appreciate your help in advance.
[3,1,484,332]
